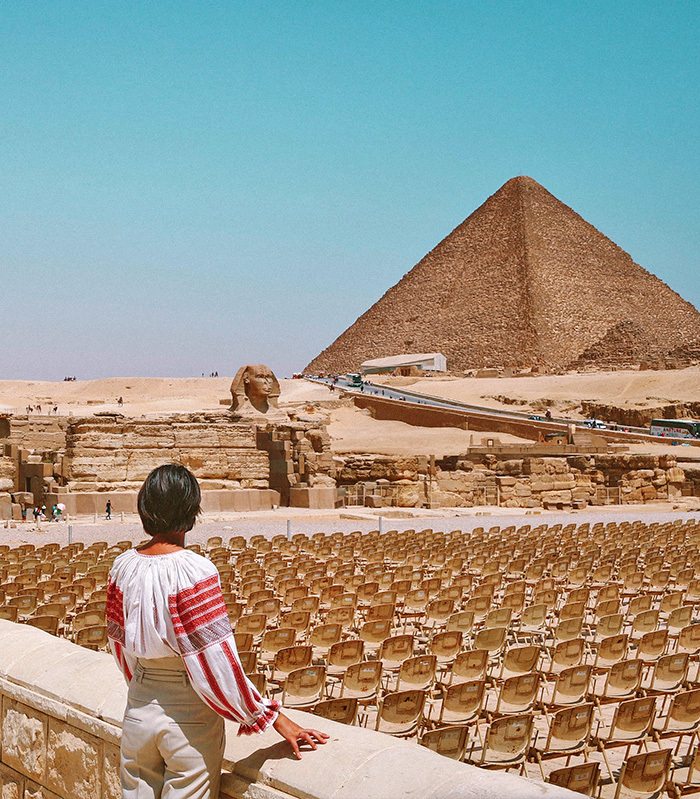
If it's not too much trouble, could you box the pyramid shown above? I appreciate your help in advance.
[305,176,700,374]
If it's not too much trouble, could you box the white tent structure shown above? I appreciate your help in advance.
[360,352,447,375]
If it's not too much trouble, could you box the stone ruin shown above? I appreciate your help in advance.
[0,365,337,517]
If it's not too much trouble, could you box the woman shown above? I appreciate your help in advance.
[107,464,328,799]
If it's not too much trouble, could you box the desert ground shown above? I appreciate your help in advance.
[1,368,699,458]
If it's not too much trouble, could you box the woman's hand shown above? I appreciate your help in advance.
[273,712,330,759]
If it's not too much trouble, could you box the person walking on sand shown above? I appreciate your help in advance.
[106,500,112,520]
[107,464,328,798]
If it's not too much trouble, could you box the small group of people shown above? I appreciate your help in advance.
[201,371,219,377]
[25,404,59,414]
[63,376,77,381]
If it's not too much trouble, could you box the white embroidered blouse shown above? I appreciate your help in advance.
[107,548,279,734]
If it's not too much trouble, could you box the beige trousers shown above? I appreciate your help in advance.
[121,657,225,799]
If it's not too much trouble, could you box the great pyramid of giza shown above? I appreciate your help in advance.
[305,176,700,373]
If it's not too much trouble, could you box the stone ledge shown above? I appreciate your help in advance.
[0,620,577,799]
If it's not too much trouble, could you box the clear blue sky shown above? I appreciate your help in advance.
[2,1,698,380]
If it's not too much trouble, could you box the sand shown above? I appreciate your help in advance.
[2,371,699,459]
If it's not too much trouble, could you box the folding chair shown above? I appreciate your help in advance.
[594,634,629,670]
[491,672,541,717]
[645,652,689,695]
[594,658,644,704]
[498,645,540,681]
[670,744,700,796]
[427,680,485,727]
[326,639,364,679]
[238,651,257,674]
[420,725,469,761]
[652,688,700,754]
[374,690,426,737]
[281,666,326,710]
[473,627,507,660]
[517,603,548,641]
[611,747,673,799]
[542,665,592,709]
[546,638,585,676]
[595,696,657,780]
[259,628,297,664]
[637,629,669,662]
[428,630,462,670]
[235,613,267,639]
[531,703,595,779]
[466,713,534,774]
[339,660,382,705]
[446,610,475,636]
[393,654,437,693]
[448,649,489,686]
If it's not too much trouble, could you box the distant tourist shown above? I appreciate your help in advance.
[106,500,112,520]
[117,396,124,406]
[106,465,328,798]
[545,408,552,419]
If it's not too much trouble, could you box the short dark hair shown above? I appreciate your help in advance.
[137,464,201,537]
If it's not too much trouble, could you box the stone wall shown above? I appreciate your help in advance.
[0,416,69,451]
[335,452,698,509]
[0,621,576,799]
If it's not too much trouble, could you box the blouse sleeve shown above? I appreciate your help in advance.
[168,569,280,734]
[106,576,138,685]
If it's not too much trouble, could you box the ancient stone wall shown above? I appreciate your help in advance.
[0,621,575,799]
[62,414,269,491]
[0,415,69,451]
[335,452,697,509]
[581,400,700,428]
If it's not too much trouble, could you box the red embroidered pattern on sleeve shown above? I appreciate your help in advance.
[106,580,126,645]
[237,701,281,736]
[169,574,232,654]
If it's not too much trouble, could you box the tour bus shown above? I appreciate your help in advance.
[649,418,700,439]
[346,373,363,388]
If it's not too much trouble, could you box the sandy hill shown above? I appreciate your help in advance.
[306,176,700,374]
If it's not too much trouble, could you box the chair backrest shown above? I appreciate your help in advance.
[553,616,583,642]
[482,714,534,765]
[608,696,657,739]
[651,653,689,692]
[552,665,592,706]
[451,649,489,683]
[235,613,267,637]
[663,688,700,733]
[261,627,297,655]
[0,606,18,622]
[547,703,595,751]
[313,697,358,726]
[500,645,540,678]
[359,619,392,645]
[238,651,257,674]
[548,762,600,796]
[678,624,700,655]
[519,603,547,630]
[596,613,624,640]
[446,610,474,634]
[234,632,254,652]
[341,660,382,699]
[309,623,343,649]
[638,629,669,661]
[628,594,653,616]
[282,666,326,707]
[483,607,512,629]
[668,605,694,632]
[631,609,659,635]
[420,725,469,761]
[274,645,313,674]
[379,634,414,664]
[33,602,67,620]
[376,690,425,734]
[280,610,311,634]
[473,626,507,654]
[73,609,106,632]
[328,639,364,669]
[496,672,540,714]
[75,625,107,650]
[429,630,462,659]
[595,634,629,668]
[603,658,644,699]
[550,638,585,671]
[615,747,672,799]
[396,655,437,691]
[26,615,59,635]
[440,680,485,724]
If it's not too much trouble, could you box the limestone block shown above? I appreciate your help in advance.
[0,493,10,505]
[22,781,61,799]
[430,490,467,508]
[102,743,121,799]
[396,483,424,507]
[1,699,47,781]
[46,719,101,799]
[553,475,576,491]
[540,490,573,504]
[0,479,14,492]
[641,485,658,501]
[0,504,12,520]
[0,763,23,799]
[289,487,336,509]
[667,468,686,483]
[668,483,683,499]
[496,476,516,487]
